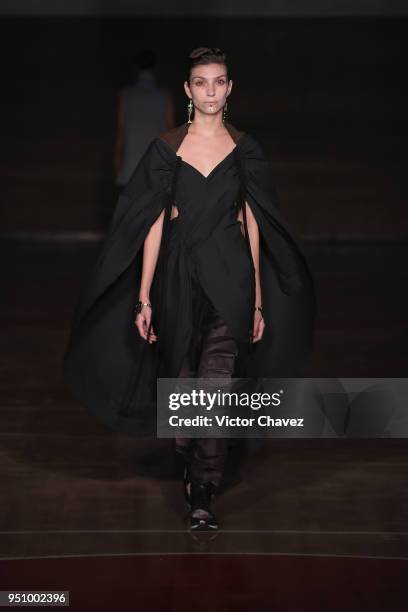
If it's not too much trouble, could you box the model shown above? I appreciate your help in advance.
[63,46,317,531]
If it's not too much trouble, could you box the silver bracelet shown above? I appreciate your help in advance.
[135,300,152,315]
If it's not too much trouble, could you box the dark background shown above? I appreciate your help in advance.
[2,16,407,238]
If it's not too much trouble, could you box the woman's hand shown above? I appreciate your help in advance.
[250,310,266,343]
[134,306,157,344]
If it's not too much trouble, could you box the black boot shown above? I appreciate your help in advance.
[189,481,219,531]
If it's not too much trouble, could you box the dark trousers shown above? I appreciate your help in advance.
[175,272,239,487]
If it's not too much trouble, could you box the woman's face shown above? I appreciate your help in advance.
[185,62,233,117]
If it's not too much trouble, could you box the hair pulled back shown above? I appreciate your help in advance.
[186,47,229,83]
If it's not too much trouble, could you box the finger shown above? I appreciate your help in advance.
[252,320,264,342]
[145,321,153,335]
[138,317,157,342]
[252,330,261,343]
[146,323,158,343]
[253,321,266,342]
[136,318,150,339]
[137,324,148,339]
[144,328,157,342]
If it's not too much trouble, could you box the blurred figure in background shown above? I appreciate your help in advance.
[114,49,175,189]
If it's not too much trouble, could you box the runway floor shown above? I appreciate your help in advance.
[1,240,407,609]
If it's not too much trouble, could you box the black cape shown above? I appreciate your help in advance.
[63,121,318,436]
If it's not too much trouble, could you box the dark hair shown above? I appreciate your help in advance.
[186,47,229,83]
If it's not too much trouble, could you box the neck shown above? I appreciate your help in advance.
[188,111,227,137]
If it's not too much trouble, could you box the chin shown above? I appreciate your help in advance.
[203,106,221,115]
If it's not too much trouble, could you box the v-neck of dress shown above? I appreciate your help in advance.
[179,147,237,181]
[159,122,245,181]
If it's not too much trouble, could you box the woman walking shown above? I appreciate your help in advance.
[63,47,317,531]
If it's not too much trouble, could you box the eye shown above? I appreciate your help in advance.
[218,79,226,85]
[195,81,203,86]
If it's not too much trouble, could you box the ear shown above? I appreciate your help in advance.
[183,80,192,98]
[227,79,233,96]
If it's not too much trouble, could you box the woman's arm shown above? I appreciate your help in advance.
[135,208,166,342]
[237,203,262,308]
[138,208,165,303]
[237,202,265,342]
[136,204,178,342]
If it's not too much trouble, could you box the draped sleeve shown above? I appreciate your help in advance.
[238,134,318,377]
[68,138,173,332]
[62,138,175,436]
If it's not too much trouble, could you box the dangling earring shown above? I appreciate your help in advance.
[223,100,228,123]
[187,98,193,124]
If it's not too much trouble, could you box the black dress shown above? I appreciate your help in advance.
[63,121,317,437]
